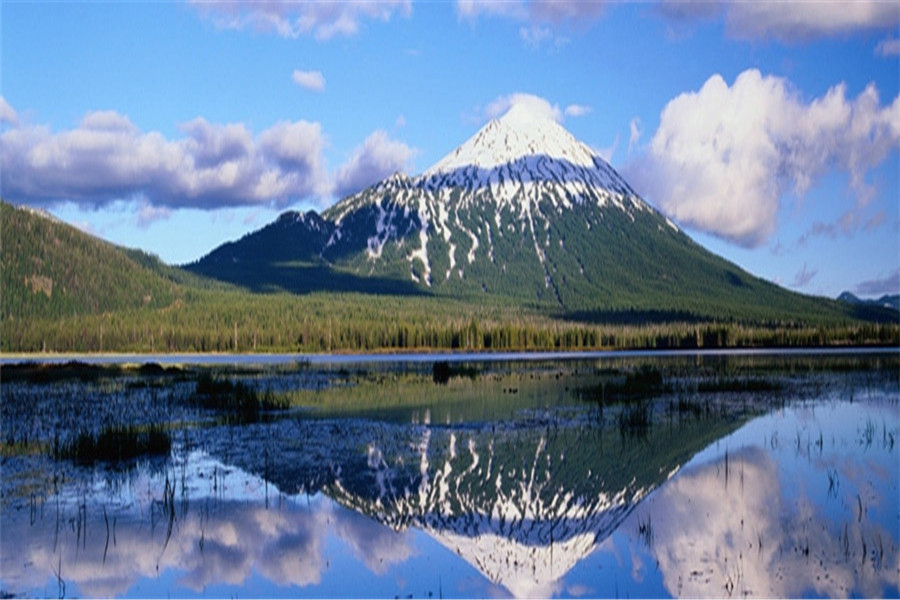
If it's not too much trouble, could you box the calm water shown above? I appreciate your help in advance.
[1,351,898,598]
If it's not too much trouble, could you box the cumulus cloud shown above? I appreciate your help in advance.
[462,0,898,49]
[654,0,899,43]
[875,37,900,57]
[0,99,330,210]
[332,130,415,198]
[595,135,619,164]
[485,92,563,123]
[190,0,412,40]
[0,96,17,125]
[293,69,326,92]
[629,69,900,247]
[519,24,553,46]
[723,0,900,42]
[564,104,592,118]
[136,201,172,228]
[461,0,601,47]
[458,0,606,23]
[627,116,643,154]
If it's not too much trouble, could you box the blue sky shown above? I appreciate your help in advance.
[2,0,898,299]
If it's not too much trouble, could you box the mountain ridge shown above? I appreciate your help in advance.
[187,103,892,326]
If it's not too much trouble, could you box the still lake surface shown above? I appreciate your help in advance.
[1,350,898,598]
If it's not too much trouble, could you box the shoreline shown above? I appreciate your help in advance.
[2,345,897,367]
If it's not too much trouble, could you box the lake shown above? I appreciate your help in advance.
[1,350,898,598]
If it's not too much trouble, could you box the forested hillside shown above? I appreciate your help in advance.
[2,200,897,354]
[1,202,183,320]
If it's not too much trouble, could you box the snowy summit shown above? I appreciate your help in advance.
[426,101,598,173]
[421,100,634,198]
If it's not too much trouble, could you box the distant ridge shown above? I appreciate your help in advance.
[838,291,900,312]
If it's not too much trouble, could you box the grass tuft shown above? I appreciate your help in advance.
[60,424,171,464]
[192,372,288,420]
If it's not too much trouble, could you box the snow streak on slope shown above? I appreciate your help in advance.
[315,101,681,298]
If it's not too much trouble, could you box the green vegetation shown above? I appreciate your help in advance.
[192,372,288,420]
[59,423,171,464]
[2,201,898,355]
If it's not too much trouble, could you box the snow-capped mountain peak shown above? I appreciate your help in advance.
[425,102,598,175]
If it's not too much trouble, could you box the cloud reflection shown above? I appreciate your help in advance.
[629,445,898,598]
[1,488,412,598]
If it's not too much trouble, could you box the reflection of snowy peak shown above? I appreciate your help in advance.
[325,427,657,597]
[206,407,745,598]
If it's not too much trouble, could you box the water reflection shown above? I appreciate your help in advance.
[621,400,899,598]
[2,355,898,598]
[1,449,418,598]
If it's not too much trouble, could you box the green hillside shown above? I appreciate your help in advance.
[188,192,896,328]
[1,202,183,320]
[2,200,897,355]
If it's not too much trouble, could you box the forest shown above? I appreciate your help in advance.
[2,201,897,355]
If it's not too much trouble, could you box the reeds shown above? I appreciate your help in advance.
[192,372,288,421]
[60,423,171,464]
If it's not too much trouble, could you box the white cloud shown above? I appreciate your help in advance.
[519,24,552,46]
[293,69,326,92]
[190,0,412,40]
[654,0,899,43]
[629,69,900,247]
[0,96,17,125]
[876,37,900,57]
[564,104,592,118]
[458,0,606,23]
[457,0,526,21]
[627,116,643,153]
[462,0,899,47]
[724,0,900,42]
[0,99,330,210]
[332,130,415,198]
[485,93,563,123]
[136,201,172,228]
[595,134,619,164]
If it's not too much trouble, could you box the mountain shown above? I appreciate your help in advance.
[187,103,888,325]
[0,201,183,320]
[838,291,900,312]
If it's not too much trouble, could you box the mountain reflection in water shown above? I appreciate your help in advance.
[1,354,897,598]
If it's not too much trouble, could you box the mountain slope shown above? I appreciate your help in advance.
[188,105,890,326]
[838,291,900,312]
[1,201,183,320]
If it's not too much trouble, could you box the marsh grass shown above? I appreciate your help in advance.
[695,376,783,394]
[1,360,183,384]
[192,372,289,421]
[60,423,171,464]
[432,361,480,384]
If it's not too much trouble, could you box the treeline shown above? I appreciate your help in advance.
[4,289,897,354]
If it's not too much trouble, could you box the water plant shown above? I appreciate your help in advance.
[60,423,171,464]
[191,372,288,421]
